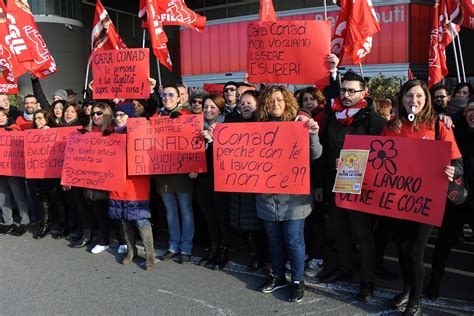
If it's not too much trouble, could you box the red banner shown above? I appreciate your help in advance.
[213,122,309,194]
[335,135,451,227]
[91,48,150,99]
[0,131,25,177]
[61,132,127,191]
[0,73,18,94]
[127,116,207,175]
[203,83,224,96]
[24,127,76,179]
[247,20,330,86]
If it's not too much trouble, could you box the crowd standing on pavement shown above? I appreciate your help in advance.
[0,54,473,314]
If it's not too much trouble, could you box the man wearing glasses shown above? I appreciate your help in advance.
[431,84,450,115]
[318,55,386,304]
[223,81,239,115]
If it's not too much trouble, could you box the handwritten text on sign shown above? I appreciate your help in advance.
[24,127,76,179]
[247,21,330,86]
[214,122,309,194]
[127,116,207,175]
[61,132,127,191]
[335,135,451,227]
[0,131,24,177]
[92,48,150,99]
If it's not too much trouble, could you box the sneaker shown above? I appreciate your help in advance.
[260,275,288,293]
[289,281,305,302]
[91,244,110,254]
[9,224,27,237]
[0,224,14,236]
[179,254,191,264]
[117,244,128,254]
[159,250,177,261]
[304,259,323,277]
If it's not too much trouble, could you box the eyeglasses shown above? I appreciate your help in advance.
[340,88,364,96]
[161,92,176,98]
[115,113,127,118]
[34,116,45,120]
[434,95,447,99]
[92,111,103,116]
[192,99,203,104]
[224,88,236,92]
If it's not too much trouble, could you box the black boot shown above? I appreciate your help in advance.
[403,299,422,316]
[212,246,229,270]
[387,290,410,311]
[356,281,374,302]
[426,275,441,300]
[198,242,218,266]
[34,199,50,239]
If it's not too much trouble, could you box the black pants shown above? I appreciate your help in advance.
[28,179,65,230]
[374,215,396,268]
[304,201,327,260]
[195,174,231,246]
[83,190,110,246]
[393,219,432,299]
[328,199,376,282]
[431,202,474,280]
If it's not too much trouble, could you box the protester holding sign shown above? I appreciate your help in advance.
[192,94,230,270]
[428,97,474,300]
[51,100,66,126]
[382,80,463,315]
[256,85,322,303]
[108,103,155,270]
[27,109,67,239]
[0,109,30,237]
[155,86,195,264]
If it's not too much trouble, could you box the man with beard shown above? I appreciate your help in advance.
[16,95,40,130]
[432,84,450,115]
[318,68,386,303]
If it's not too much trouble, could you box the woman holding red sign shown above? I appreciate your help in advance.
[383,80,463,316]
[256,85,322,303]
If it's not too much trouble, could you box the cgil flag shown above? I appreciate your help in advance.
[91,0,127,51]
[331,0,380,65]
[259,0,277,22]
[5,0,57,79]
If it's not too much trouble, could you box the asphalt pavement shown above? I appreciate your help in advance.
[1,229,473,315]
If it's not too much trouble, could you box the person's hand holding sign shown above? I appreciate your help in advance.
[445,165,455,182]
[326,53,340,72]
[149,78,157,92]
[307,118,319,134]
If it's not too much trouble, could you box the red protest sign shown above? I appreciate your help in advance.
[203,83,224,96]
[335,135,451,227]
[61,132,127,191]
[24,127,76,179]
[0,131,25,177]
[247,20,330,86]
[0,73,18,94]
[127,116,207,175]
[91,48,150,99]
[213,122,309,194]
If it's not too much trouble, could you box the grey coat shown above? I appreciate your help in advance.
[256,133,322,221]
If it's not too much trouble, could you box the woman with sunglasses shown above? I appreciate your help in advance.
[155,85,195,264]
[190,92,207,114]
[108,103,155,269]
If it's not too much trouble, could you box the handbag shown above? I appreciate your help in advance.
[435,119,468,205]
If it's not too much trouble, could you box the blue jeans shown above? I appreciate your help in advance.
[263,219,305,282]
[0,176,30,225]
[160,192,194,255]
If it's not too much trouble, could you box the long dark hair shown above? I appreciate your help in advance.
[33,109,54,129]
[63,102,87,126]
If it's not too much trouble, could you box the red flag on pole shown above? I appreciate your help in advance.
[259,0,277,22]
[428,0,458,88]
[91,0,127,51]
[0,0,27,88]
[6,0,57,79]
[156,0,206,32]
[331,0,380,65]
[139,0,172,71]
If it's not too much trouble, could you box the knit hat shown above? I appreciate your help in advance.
[65,89,77,97]
[115,103,136,118]
[53,89,68,101]
[224,81,239,90]
[190,91,208,102]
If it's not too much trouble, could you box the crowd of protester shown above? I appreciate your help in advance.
[0,54,473,313]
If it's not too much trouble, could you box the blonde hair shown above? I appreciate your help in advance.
[88,102,114,132]
[256,85,298,122]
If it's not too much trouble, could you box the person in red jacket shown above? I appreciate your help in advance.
[16,95,40,130]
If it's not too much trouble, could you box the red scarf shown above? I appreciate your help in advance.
[331,97,368,125]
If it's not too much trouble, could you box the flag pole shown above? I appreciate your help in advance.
[143,29,163,88]
[324,0,328,20]
[451,31,461,83]
[83,61,90,100]
[358,63,365,78]
[454,30,466,82]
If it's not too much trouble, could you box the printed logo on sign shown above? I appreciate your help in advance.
[165,1,196,23]
[353,183,360,191]
[23,25,51,64]
[5,13,28,55]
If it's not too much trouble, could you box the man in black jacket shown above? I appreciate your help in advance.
[319,70,386,303]
[0,94,22,121]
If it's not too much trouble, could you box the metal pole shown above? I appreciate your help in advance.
[157,59,163,87]
[454,30,466,82]
[142,30,146,49]
[324,0,328,21]
[359,63,365,78]
[83,61,90,100]
[451,30,461,83]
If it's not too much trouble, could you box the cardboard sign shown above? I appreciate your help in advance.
[214,122,310,194]
[61,132,127,191]
[127,116,207,175]
[91,48,150,99]
[0,131,25,177]
[333,149,369,194]
[247,20,330,86]
[203,83,224,96]
[336,135,451,227]
[0,73,18,94]
[24,127,76,179]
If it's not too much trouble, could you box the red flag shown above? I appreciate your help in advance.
[157,0,206,32]
[139,0,172,71]
[6,0,57,79]
[444,0,474,29]
[91,0,127,51]
[428,0,458,88]
[460,0,474,28]
[259,0,277,22]
[0,0,27,88]
[407,67,414,80]
[331,0,380,65]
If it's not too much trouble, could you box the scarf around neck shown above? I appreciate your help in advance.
[331,97,368,125]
